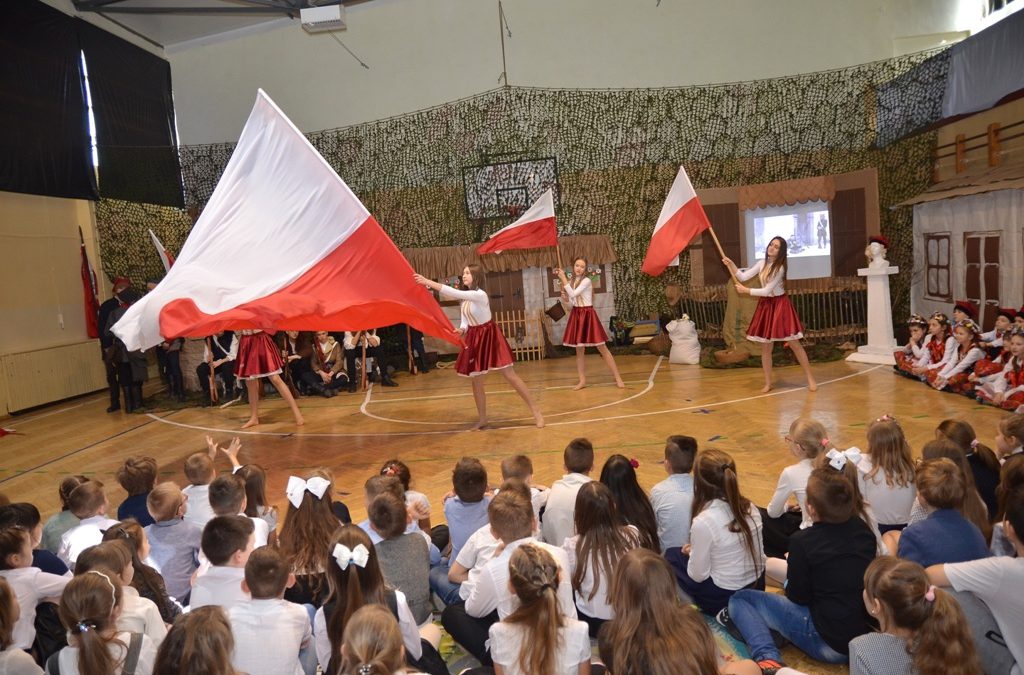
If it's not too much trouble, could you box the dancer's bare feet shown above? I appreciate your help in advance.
[807,379,818,392]
[534,411,545,428]
[615,379,626,389]
[241,417,259,429]
[573,381,587,391]
[293,414,305,426]
[760,384,772,393]
[470,419,488,431]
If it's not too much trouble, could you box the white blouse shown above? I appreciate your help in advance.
[856,455,917,526]
[562,277,593,308]
[993,359,1024,396]
[438,286,491,330]
[766,458,814,529]
[937,345,986,379]
[562,525,639,620]
[734,260,785,297]
[687,500,765,590]
[489,619,591,675]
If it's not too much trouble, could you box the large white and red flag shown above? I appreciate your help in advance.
[149,229,175,273]
[112,90,460,351]
[641,166,712,276]
[476,189,558,254]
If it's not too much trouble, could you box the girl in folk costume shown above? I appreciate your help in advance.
[723,236,816,392]
[977,328,1024,411]
[235,329,304,428]
[926,319,986,395]
[413,265,544,429]
[893,314,929,376]
[971,308,1017,387]
[980,307,1016,355]
[912,312,954,380]
[555,258,625,390]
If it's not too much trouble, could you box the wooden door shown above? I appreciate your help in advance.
[964,232,1001,330]
[486,269,526,314]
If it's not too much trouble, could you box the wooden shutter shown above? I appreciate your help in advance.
[831,188,866,276]
[701,203,741,285]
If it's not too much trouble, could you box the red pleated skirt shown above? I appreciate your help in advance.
[235,332,284,379]
[745,294,804,343]
[563,306,609,347]
[456,321,514,377]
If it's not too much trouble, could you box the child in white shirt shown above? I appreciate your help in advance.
[74,542,166,647]
[0,528,70,650]
[208,474,270,547]
[58,481,119,567]
[181,451,216,530]
[541,439,594,546]
[190,516,254,610]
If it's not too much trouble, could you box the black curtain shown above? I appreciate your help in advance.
[0,2,97,200]
[78,20,184,207]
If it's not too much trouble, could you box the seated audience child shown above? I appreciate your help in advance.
[314,525,438,675]
[0,576,42,675]
[600,454,659,551]
[102,520,182,624]
[58,481,119,567]
[338,605,418,675]
[208,474,269,547]
[369,494,431,626]
[190,515,254,610]
[115,457,158,527]
[41,476,88,554]
[0,503,68,576]
[357,477,439,566]
[857,415,917,532]
[562,481,640,637]
[181,450,217,530]
[489,544,591,675]
[725,463,877,673]
[380,460,431,531]
[0,528,70,651]
[279,470,343,608]
[849,556,979,675]
[541,438,595,546]
[598,548,761,675]
[927,319,986,395]
[762,419,829,558]
[443,489,575,666]
[977,328,1024,411]
[74,542,166,646]
[887,458,989,567]
[915,439,992,540]
[213,436,281,540]
[996,412,1024,465]
[993,459,1024,556]
[430,458,491,606]
[665,449,765,615]
[649,435,697,553]
[500,454,548,521]
[927,490,1024,675]
[228,547,311,675]
[936,418,1001,517]
[143,482,201,604]
[51,569,158,675]
[152,606,236,675]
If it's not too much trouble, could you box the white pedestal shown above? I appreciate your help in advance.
[846,265,899,365]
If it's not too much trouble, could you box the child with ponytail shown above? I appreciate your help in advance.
[666,449,765,615]
[858,415,917,532]
[850,556,980,675]
[488,544,591,675]
[936,418,1001,517]
[339,605,421,675]
[51,568,157,675]
[153,605,238,675]
[996,413,1024,465]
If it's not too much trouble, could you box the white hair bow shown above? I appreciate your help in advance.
[826,447,862,471]
[332,543,370,571]
[286,475,330,508]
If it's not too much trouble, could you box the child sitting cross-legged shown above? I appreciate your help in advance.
[430,458,491,607]
[368,494,432,627]
[143,483,201,605]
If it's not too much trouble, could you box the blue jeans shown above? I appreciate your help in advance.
[428,563,463,606]
[728,590,847,664]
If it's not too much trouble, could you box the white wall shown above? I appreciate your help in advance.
[168,0,980,145]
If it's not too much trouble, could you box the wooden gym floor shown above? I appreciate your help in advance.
[0,354,1008,674]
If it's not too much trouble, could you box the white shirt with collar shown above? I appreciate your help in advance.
[118,586,167,647]
[181,484,216,530]
[229,597,312,675]
[0,566,71,649]
[58,515,120,566]
[463,536,576,620]
[189,565,249,610]
[313,589,422,668]
[540,473,593,546]
[54,632,158,675]
[765,459,814,529]
[687,500,765,591]
[650,472,696,551]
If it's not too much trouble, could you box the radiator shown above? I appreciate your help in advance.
[0,340,107,413]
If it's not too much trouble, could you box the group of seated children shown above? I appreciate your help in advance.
[895,299,1024,410]
[2,411,1023,675]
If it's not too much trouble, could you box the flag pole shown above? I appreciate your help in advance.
[707,225,738,283]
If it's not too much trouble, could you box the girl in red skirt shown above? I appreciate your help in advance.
[413,265,544,429]
[977,329,1024,410]
[926,319,985,395]
[723,236,817,392]
[235,329,304,428]
[893,314,929,376]
[556,257,625,390]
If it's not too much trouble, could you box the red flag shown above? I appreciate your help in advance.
[641,166,712,276]
[150,229,175,272]
[79,227,101,338]
[477,189,558,254]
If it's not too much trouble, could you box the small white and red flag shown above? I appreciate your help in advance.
[476,189,558,254]
[641,166,712,276]
[149,229,176,273]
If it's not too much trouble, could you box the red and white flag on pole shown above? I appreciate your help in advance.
[78,227,101,339]
[476,189,558,254]
[112,90,460,351]
[641,166,712,276]
[149,229,175,272]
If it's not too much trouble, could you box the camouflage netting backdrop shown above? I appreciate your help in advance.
[96,49,946,322]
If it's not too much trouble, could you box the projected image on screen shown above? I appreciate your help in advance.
[745,200,831,280]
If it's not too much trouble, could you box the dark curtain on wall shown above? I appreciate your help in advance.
[77,20,184,207]
[0,2,97,200]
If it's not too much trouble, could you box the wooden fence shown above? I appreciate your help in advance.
[495,310,545,361]
[683,276,868,342]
